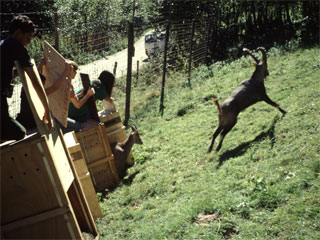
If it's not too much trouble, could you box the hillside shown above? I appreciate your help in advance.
[97,46,320,239]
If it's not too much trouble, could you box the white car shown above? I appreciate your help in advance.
[144,31,165,58]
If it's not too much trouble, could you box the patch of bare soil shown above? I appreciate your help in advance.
[195,211,220,226]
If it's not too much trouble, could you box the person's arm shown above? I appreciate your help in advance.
[24,66,52,129]
[75,88,85,99]
[45,61,71,96]
[70,88,94,109]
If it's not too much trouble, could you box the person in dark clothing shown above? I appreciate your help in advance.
[1,15,51,142]
[68,70,115,122]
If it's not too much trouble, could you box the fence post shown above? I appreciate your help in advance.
[206,18,213,65]
[159,22,170,116]
[187,19,195,88]
[124,22,134,126]
[136,60,139,86]
[54,7,59,51]
[113,61,118,78]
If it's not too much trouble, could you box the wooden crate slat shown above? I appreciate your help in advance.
[1,206,70,233]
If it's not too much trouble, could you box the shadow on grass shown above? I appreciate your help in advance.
[216,115,281,169]
[98,170,140,201]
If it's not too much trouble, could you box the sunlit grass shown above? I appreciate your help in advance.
[97,46,320,239]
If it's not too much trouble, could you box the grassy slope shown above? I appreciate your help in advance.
[97,47,320,239]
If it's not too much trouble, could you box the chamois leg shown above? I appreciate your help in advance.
[208,125,223,153]
[262,94,286,115]
[216,123,236,152]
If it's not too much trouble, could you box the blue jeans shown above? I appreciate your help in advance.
[56,117,81,134]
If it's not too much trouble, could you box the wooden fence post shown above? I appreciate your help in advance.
[187,19,195,88]
[159,22,170,116]
[54,7,59,51]
[124,22,134,126]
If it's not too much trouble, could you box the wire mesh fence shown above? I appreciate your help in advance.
[2,7,213,119]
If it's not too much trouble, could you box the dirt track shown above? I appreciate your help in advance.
[72,33,149,89]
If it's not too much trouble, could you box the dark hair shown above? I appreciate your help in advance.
[9,15,36,34]
[98,70,115,97]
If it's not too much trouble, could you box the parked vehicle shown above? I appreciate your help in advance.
[144,31,165,58]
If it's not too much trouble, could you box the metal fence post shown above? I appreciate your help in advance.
[124,22,134,126]
[113,61,118,78]
[54,7,59,51]
[187,19,195,88]
[159,22,170,116]
[206,18,213,65]
[136,60,139,86]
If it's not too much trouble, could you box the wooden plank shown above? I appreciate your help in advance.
[42,130,74,192]
[80,73,100,122]
[43,41,71,128]
[1,206,70,233]
[65,140,103,220]
[99,111,121,123]
[78,173,103,219]
[106,126,127,144]
[57,129,99,235]
[3,213,80,239]
[67,183,92,233]
[87,156,114,169]
[14,60,50,134]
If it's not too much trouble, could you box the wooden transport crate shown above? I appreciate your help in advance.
[0,133,98,239]
[73,123,119,192]
[99,111,123,134]
[65,132,103,220]
[4,50,98,239]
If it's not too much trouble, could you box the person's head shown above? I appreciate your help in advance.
[98,70,115,97]
[9,15,36,46]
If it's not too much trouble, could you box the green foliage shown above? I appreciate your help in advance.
[98,46,320,239]
[55,0,153,59]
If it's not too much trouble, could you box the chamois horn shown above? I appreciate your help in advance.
[256,47,267,64]
[243,48,260,64]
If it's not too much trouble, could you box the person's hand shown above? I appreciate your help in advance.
[86,87,95,97]
[65,61,73,73]
[43,110,52,130]
[106,97,114,104]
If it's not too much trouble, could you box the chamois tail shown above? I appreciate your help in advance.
[212,98,222,114]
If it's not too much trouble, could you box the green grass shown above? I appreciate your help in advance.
[97,46,320,239]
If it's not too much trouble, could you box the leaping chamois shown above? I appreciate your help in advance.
[208,47,286,153]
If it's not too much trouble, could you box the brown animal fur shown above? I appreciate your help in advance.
[208,47,286,153]
[112,126,143,178]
